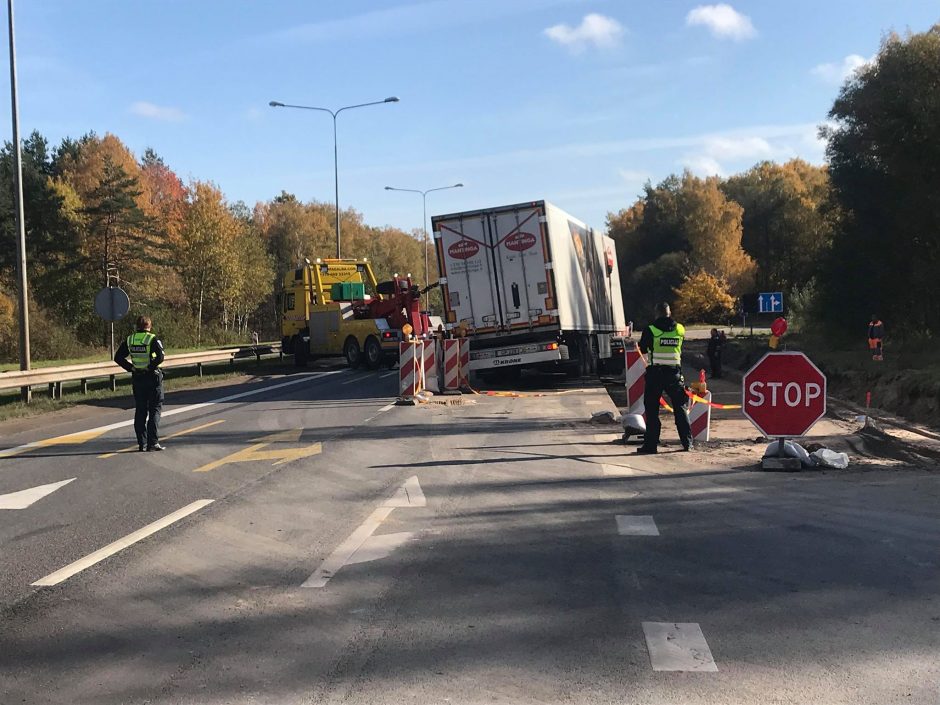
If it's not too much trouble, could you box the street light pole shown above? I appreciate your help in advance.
[270,97,399,259]
[384,184,464,301]
[7,0,30,400]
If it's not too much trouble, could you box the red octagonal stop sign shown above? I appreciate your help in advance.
[742,352,827,438]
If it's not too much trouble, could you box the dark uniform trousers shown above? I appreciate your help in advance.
[642,365,693,448]
[132,369,163,447]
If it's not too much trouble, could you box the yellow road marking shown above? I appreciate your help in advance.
[98,419,226,458]
[193,429,321,473]
[0,428,110,459]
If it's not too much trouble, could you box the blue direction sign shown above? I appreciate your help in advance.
[758,292,783,314]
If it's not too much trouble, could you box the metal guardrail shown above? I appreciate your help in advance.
[0,343,282,400]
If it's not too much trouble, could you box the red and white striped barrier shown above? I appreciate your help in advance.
[423,340,440,393]
[398,341,424,403]
[458,338,470,388]
[624,348,646,415]
[689,390,711,442]
[443,338,470,393]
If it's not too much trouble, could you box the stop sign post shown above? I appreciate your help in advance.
[743,352,827,467]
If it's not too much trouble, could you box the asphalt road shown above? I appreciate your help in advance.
[0,365,938,704]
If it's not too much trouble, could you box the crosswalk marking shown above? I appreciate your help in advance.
[616,515,660,536]
[642,622,718,672]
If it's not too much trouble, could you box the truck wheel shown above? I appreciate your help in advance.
[364,336,383,369]
[575,335,590,378]
[344,337,362,368]
[294,337,309,368]
[588,335,599,376]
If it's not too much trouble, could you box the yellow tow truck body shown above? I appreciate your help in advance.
[279,258,401,368]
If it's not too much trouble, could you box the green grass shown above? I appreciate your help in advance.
[0,357,289,424]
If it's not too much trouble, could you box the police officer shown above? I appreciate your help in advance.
[636,302,693,454]
[114,316,165,451]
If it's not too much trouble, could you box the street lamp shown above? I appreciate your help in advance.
[384,183,463,299]
[7,0,31,400]
[269,96,399,259]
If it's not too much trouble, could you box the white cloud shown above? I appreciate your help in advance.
[544,13,624,53]
[129,101,187,122]
[682,155,725,176]
[269,0,579,44]
[337,123,823,180]
[686,4,756,41]
[682,134,787,176]
[618,169,650,183]
[702,135,774,161]
[811,54,872,84]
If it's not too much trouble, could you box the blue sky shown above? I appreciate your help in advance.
[3,1,938,235]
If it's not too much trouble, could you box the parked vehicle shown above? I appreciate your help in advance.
[279,258,433,368]
[432,200,628,378]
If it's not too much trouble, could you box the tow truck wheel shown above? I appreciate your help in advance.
[294,336,308,368]
[364,336,383,369]
[344,337,362,368]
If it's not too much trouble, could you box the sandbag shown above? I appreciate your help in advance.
[811,449,849,469]
[763,440,813,467]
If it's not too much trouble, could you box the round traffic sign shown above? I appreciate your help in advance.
[742,351,826,438]
[94,287,130,322]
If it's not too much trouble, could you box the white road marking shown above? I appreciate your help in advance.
[340,374,373,385]
[32,499,214,587]
[378,403,395,412]
[0,372,338,460]
[346,532,414,566]
[379,371,397,378]
[383,476,426,507]
[616,515,659,536]
[0,478,75,510]
[302,505,395,588]
[302,476,426,588]
[642,622,718,672]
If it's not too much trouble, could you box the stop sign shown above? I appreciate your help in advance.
[742,352,827,437]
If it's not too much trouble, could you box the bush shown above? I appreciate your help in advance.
[0,291,102,364]
[672,270,736,323]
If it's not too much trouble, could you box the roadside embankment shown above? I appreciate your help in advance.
[692,335,940,429]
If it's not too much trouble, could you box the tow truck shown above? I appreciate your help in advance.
[279,258,434,368]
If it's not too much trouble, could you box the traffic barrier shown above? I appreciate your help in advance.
[624,348,645,415]
[689,391,712,442]
[458,339,470,388]
[443,339,470,393]
[686,391,742,410]
[398,341,424,403]
[423,340,440,393]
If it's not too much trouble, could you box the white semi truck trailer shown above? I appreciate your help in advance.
[432,200,628,379]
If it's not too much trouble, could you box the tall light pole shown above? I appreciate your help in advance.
[269,96,399,259]
[384,183,463,299]
[7,0,30,400]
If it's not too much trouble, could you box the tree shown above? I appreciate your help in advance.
[607,171,754,321]
[722,159,834,296]
[820,25,940,334]
[672,270,737,323]
[678,172,755,294]
[178,181,237,344]
[82,157,151,285]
